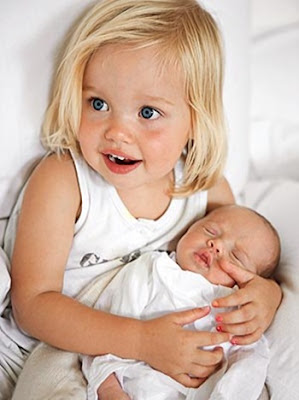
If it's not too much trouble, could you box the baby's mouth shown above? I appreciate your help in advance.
[194,251,212,268]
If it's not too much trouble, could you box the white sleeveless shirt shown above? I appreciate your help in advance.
[4,152,207,298]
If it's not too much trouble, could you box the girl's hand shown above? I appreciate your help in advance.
[212,263,282,345]
[139,306,230,388]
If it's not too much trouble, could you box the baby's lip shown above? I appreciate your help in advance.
[194,250,212,268]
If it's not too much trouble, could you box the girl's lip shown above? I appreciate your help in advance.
[101,151,142,175]
[102,149,140,161]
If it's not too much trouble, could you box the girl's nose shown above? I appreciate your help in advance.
[104,118,134,145]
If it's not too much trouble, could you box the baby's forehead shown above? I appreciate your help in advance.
[203,206,267,233]
[208,205,256,222]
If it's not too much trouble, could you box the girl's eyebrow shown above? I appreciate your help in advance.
[145,95,175,106]
[82,84,98,91]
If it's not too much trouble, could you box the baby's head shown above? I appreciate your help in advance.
[42,0,226,195]
[176,205,281,287]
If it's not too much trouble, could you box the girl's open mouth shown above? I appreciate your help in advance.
[103,152,142,174]
[107,154,138,165]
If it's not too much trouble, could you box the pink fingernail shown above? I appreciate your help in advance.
[231,338,238,345]
[215,315,223,322]
[216,325,223,332]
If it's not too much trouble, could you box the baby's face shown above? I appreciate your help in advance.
[176,206,275,287]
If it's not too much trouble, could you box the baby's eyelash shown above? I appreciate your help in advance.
[204,227,217,236]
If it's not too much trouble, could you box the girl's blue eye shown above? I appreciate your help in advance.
[140,106,160,120]
[91,98,108,111]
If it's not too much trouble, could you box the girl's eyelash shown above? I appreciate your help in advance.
[139,106,162,120]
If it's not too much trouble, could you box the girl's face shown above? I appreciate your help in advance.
[78,44,190,196]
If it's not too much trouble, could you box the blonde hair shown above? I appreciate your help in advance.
[42,0,226,196]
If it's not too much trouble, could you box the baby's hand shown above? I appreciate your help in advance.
[212,263,282,345]
[139,306,230,388]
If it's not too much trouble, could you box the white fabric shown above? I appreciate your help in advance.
[82,252,269,400]
[243,180,299,400]
[11,265,123,400]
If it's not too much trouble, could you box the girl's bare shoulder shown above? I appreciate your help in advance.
[23,152,81,218]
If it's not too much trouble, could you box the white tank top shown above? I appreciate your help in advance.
[4,152,207,297]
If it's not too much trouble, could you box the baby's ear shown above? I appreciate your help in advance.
[220,262,254,287]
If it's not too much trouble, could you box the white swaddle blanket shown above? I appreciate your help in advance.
[82,251,270,400]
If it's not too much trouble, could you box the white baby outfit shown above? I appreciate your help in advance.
[0,152,207,398]
[82,251,270,400]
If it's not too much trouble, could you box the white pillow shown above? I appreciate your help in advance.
[202,0,251,197]
[250,3,299,184]
[244,180,299,399]
[0,0,95,221]
[251,26,299,124]
[250,119,299,180]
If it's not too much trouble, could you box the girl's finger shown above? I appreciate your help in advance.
[215,303,255,324]
[175,374,205,388]
[188,362,219,379]
[193,345,224,366]
[218,262,254,287]
[212,286,251,308]
[230,328,263,345]
[194,331,231,348]
[174,306,211,326]
[217,319,257,336]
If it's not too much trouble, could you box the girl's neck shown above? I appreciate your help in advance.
[116,175,173,221]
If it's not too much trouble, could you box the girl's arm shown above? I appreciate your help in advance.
[207,176,282,344]
[11,154,230,388]
[206,176,235,211]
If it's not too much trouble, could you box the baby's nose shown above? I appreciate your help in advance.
[208,239,222,255]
